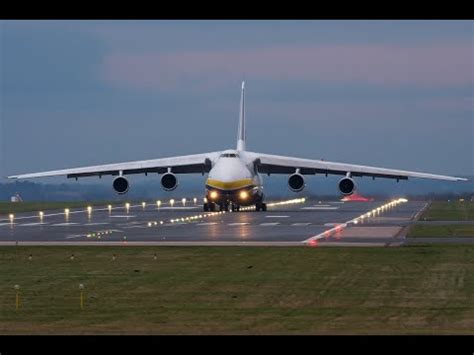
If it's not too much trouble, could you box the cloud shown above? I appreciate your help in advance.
[100,42,473,91]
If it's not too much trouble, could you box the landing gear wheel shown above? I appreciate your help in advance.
[208,202,216,212]
[231,204,239,212]
[256,202,267,212]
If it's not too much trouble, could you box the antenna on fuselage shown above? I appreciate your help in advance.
[236,81,246,151]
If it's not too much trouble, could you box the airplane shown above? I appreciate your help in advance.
[8,81,468,212]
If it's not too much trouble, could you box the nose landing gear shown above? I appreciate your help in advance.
[203,202,216,212]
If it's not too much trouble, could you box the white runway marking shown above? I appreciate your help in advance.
[51,223,79,226]
[259,222,280,226]
[314,204,331,207]
[160,207,198,210]
[18,223,47,227]
[197,222,218,226]
[123,225,147,229]
[84,222,109,226]
[65,235,85,239]
[228,222,250,226]
[301,207,339,210]
[265,215,289,218]
[329,201,345,204]
[291,223,311,226]
[324,223,342,226]
[109,215,136,218]
[0,223,15,226]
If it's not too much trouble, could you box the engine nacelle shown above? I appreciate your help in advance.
[288,173,305,192]
[113,176,130,194]
[338,177,356,196]
[161,172,178,191]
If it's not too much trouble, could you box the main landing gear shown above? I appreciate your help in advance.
[203,202,266,212]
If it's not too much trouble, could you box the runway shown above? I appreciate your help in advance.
[0,198,430,246]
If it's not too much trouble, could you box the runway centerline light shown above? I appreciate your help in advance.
[108,205,112,213]
[193,197,197,204]
[142,202,146,208]
[170,199,175,207]
[156,200,161,208]
[182,198,186,206]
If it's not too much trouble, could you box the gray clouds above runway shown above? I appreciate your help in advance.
[1,20,472,178]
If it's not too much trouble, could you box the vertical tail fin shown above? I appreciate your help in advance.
[236,81,246,151]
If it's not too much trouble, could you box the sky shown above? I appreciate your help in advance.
[1,20,473,186]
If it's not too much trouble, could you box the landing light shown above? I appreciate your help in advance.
[239,190,249,200]
[210,191,218,200]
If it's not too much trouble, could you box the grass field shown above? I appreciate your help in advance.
[407,225,474,237]
[421,201,474,221]
[0,201,118,215]
[0,245,472,335]
[407,201,474,237]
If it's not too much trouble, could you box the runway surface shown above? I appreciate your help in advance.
[0,198,436,246]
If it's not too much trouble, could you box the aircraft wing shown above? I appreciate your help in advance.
[8,152,221,180]
[247,152,468,182]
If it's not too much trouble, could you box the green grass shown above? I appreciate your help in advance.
[0,246,473,335]
[0,201,120,215]
[421,201,474,221]
[407,225,474,237]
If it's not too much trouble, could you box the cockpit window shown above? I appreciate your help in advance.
[220,153,239,158]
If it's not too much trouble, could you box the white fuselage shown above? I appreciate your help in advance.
[205,150,263,206]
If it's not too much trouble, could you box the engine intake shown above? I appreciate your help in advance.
[338,177,356,195]
[113,176,130,194]
[161,173,178,191]
[288,173,305,192]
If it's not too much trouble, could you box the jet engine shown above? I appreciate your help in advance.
[161,172,178,191]
[113,176,130,194]
[288,173,305,192]
[338,177,356,196]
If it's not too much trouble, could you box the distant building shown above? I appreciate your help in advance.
[10,192,23,203]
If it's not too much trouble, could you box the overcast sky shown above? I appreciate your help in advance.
[1,20,473,181]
